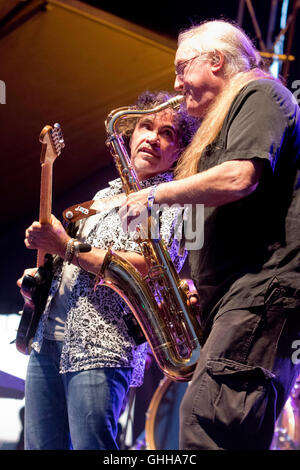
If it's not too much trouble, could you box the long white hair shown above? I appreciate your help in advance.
[175,20,277,179]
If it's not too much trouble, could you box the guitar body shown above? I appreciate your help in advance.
[16,123,65,355]
[16,255,54,354]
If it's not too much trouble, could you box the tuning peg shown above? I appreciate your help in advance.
[53,123,65,148]
[51,123,65,156]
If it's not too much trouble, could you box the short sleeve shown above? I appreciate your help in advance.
[222,88,289,172]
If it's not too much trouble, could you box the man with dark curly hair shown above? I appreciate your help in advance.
[17,90,198,450]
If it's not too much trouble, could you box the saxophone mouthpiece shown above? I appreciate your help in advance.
[167,95,185,110]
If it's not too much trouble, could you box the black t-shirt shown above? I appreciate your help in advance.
[188,78,300,321]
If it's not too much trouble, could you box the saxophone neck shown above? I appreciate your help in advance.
[105,95,184,137]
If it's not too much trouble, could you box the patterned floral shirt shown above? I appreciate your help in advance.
[32,172,187,387]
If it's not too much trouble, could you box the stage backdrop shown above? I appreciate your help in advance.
[0,0,180,314]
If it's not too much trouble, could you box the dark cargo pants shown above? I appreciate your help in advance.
[179,304,300,450]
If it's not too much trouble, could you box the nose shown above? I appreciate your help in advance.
[146,130,159,145]
[174,74,184,92]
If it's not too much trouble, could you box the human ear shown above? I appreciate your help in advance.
[210,51,224,72]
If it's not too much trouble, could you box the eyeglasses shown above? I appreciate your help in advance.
[175,54,201,79]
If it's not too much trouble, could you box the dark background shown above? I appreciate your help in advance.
[1,0,299,315]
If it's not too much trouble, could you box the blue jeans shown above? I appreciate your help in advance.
[25,338,132,450]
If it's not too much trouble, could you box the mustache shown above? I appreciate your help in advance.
[138,145,159,156]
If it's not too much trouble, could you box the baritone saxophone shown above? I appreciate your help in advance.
[95,95,202,382]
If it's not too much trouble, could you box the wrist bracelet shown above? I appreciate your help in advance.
[73,240,81,257]
[73,240,83,269]
[147,185,158,212]
[64,238,76,264]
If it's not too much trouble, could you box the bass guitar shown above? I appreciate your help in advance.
[16,123,65,354]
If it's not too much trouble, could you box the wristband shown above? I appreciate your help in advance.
[147,185,158,212]
[73,241,92,256]
[64,238,76,264]
[73,240,81,257]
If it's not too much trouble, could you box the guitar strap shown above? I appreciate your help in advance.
[62,193,126,224]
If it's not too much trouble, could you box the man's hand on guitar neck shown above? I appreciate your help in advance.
[25,214,71,259]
